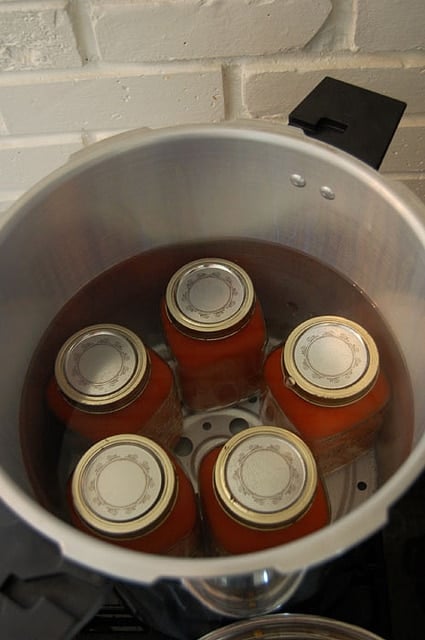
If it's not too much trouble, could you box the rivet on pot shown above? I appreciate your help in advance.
[320,186,335,200]
[290,174,306,187]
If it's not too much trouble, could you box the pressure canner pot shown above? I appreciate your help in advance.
[0,78,424,636]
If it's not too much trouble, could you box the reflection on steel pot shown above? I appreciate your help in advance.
[0,77,425,631]
[197,613,385,640]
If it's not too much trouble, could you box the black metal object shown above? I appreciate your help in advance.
[288,76,406,169]
[0,500,111,640]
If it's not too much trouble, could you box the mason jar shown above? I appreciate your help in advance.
[68,434,200,556]
[46,323,183,449]
[161,258,267,411]
[261,316,391,474]
[198,426,330,555]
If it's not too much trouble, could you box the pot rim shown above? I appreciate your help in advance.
[1,441,424,581]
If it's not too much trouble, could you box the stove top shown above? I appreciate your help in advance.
[75,470,425,640]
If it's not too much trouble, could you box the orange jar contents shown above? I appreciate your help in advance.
[46,324,182,448]
[68,434,200,556]
[261,316,391,474]
[199,426,330,555]
[161,258,267,411]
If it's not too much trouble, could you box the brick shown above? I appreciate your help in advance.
[0,7,81,71]
[0,70,224,134]
[242,62,425,117]
[355,0,425,52]
[380,126,425,174]
[92,0,332,62]
[397,176,425,205]
[0,141,83,191]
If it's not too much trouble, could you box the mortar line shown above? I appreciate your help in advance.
[0,132,84,148]
[221,64,244,121]
[0,113,9,135]
[383,172,425,180]
[67,0,102,65]
[0,51,424,86]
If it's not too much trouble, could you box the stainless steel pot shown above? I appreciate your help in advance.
[197,614,385,640]
[0,81,425,634]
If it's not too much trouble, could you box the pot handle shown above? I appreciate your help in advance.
[0,500,111,639]
[288,76,406,169]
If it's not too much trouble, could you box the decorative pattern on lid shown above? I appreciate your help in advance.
[213,426,317,529]
[283,316,379,405]
[165,258,255,334]
[55,324,149,411]
[71,435,176,537]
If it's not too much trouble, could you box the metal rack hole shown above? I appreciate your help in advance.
[174,437,194,457]
[229,418,250,435]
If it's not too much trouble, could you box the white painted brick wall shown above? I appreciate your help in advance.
[0,138,83,191]
[399,176,425,203]
[0,70,224,134]
[380,125,425,174]
[0,0,423,213]
[92,0,332,61]
[242,58,425,117]
[355,0,425,52]
[0,3,81,71]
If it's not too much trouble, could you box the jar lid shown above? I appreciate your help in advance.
[55,324,149,412]
[213,426,318,529]
[283,316,380,406]
[71,434,177,537]
[165,258,255,335]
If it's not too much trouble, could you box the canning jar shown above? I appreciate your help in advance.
[68,434,200,556]
[261,316,391,474]
[161,258,267,411]
[46,324,182,448]
[198,426,330,555]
